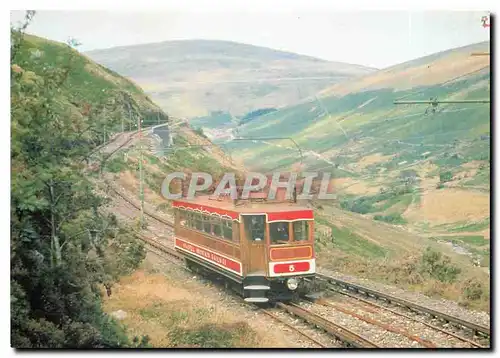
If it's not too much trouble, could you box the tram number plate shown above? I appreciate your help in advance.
[273,261,310,274]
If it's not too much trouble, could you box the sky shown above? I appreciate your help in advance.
[10,10,490,69]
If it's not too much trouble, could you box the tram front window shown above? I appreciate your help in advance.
[293,221,309,242]
[244,215,265,242]
[270,222,290,245]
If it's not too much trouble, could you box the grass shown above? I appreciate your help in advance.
[190,111,233,129]
[374,213,407,225]
[15,34,163,134]
[435,235,488,247]
[105,155,130,173]
[168,322,257,348]
[448,218,490,233]
[102,267,280,348]
[340,186,416,216]
[463,167,490,187]
[315,216,388,259]
[230,67,490,179]
[318,241,490,311]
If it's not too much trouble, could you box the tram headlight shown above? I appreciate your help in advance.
[286,278,299,291]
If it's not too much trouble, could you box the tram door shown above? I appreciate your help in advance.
[242,215,266,275]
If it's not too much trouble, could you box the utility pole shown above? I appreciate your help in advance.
[315,95,349,140]
[138,115,145,227]
[127,100,133,132]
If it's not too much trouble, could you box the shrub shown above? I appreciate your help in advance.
[340,198,374,214]
[105,156,128,173]
[373,213,407,224]
[461,278,485,301]
[420,247,461,283]
[439,171,453,183]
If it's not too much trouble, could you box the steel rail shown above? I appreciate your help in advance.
[106,183,174,228]
[260,310,328,348]
[277,302,379,348]
[330,287,487,348]
[315,273,490,338]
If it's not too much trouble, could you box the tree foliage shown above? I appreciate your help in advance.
[11,12,147,348]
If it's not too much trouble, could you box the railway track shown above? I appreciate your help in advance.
[315,273,490,348]
[105,182,174,228]
[260,309,331,348]
[92,130,491,349]
[276,302,379,348]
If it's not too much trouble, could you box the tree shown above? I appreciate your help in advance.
[11,12,147,348]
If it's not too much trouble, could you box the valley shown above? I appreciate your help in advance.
[11,10,491,349]
[87,37,491,312]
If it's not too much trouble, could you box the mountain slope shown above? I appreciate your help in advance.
[13,33,169,133]
[225,41,490,238]
[86,40,376,117]
[319,41,490,97]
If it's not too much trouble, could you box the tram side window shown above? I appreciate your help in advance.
[194,213,203,230]
[187,212,194,229]
[183,212,192,228]
[202,214,211,233]
[211,217,223,237]
[270,222,290,245]
[178,210,186,226]
[222,219,233,240]
[293,221,309,242]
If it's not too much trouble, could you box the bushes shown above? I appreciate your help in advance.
[420,247,461,283]
[461,278,485,301]
[439,171,453,183]
[340,197,374,214]
[105,156,128,173]
[374,213,407,224]
[340,186,414,216]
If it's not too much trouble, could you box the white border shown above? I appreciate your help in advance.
[5,3,497,355]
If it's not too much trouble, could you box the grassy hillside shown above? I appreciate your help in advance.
[11,28,163,347]
[225,42,491,281]
[86,40,375,117]
[14,34,169,131]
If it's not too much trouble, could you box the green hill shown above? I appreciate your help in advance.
[13,34,169,133]
[224,41,490,233]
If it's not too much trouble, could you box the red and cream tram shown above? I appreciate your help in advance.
[172,192,315,302]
